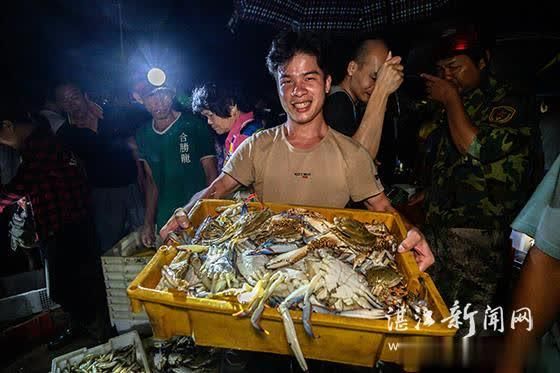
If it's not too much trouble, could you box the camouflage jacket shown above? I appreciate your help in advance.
[425,76,540,230]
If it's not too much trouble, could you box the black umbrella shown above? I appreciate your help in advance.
[229,0,451,33]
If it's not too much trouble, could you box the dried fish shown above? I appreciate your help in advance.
[61,344,145,373]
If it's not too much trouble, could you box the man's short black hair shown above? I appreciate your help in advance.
[191,83,252,118]
[266,31,330,77]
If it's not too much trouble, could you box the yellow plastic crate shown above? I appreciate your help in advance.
[128,200,456,370]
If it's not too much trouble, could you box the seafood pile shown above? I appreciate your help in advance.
[148,336,220,372]
[61,345,145,373]
[158,202,434,371]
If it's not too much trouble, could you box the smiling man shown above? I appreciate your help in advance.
[160,31,434,272]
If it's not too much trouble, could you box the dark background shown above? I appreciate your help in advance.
[1,0,559,111]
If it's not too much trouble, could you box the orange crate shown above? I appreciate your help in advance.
[128,200,456,370]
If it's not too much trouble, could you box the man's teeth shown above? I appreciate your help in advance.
[294,102,310,109]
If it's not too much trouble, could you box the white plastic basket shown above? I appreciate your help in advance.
[101,241,153,333]
[50,330,150,373]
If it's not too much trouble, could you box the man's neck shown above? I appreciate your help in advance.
[284,114,329,149]
[339,78,357,103]
[153,110,180,132]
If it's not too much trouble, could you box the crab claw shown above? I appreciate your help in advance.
[265,246,309,270]
[248,273,285,333]
[250,302,269,334]
[233,278,268,317]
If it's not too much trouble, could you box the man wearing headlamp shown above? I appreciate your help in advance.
[132,70,218,246]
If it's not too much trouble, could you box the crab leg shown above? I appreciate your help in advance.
[302,274,320,338]
[233,275,270,317]
[279,286,309,372]
[250,273,286,333]
[249,242,300,255]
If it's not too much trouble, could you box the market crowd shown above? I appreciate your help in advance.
[0,27,558,372]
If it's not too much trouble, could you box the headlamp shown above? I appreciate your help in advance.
[147,67,166,87]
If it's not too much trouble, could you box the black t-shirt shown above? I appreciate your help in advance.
[57,106,138,188]
[324,89,397,185]
[324,91,358,137]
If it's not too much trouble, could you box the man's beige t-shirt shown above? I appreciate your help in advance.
[222,125,384,208]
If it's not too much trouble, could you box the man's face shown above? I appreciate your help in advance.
[349,43,388,103]
[142,90,175,120]
[201,109,235,135]
[55,84,88,119]
[276,53,331,126]
[436,54,482,93]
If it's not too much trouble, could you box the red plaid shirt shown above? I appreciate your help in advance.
[0,128,90,239]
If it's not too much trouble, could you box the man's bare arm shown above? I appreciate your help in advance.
[159,173,241,239]
[140,160,158,246]
[353,54,404,159]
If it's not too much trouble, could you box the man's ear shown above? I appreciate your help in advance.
[229,104,239,117]
[132,92,144,104]
[479,49,490,70]
[347,60,358,77]
[478,57,487,71]
[325,75,332,93]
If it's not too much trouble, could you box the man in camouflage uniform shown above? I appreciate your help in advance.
[419,29,541,334]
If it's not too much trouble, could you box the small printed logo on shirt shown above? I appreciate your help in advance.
[294,172,311,179]
[179,132,191,164]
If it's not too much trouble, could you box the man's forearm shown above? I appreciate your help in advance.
[445,95,478,154]
[353,88,389,159]
[183,177,237,215]
[144,182,158,227]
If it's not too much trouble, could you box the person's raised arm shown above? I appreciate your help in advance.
[159,172,242,239]
[353,52,403,158]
